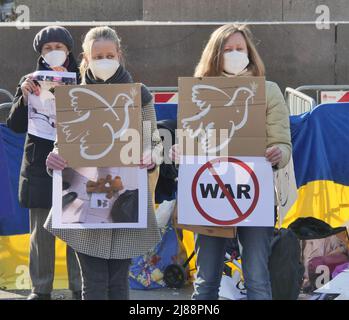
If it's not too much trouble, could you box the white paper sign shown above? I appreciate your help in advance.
[274,155,298,226]
[28,70,76,141]
[177,156,274,227]
[315,269,349,295]
[219,274,246,300]
[90,193,110,209]
[52,166,147,229]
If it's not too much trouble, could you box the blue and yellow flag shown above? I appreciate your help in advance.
[0,124,68,290]
[283,103,349,228]
[2,101,349,290]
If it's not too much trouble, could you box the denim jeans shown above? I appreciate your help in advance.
[75,251,131,300]
[192,226,274,300]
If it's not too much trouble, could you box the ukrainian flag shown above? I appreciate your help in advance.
[283,103,349,228]
[0,124,68,290]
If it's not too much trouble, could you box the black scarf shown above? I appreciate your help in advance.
[84,65,153,106]
[36,52,81,83]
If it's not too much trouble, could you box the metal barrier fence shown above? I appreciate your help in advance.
[285,87,316,115]
[2,85,348,121]
[0,102,12,123]
[0,89,14,123]
[286,85,349,115]
[0,88,13,102]
[295,85,349,105]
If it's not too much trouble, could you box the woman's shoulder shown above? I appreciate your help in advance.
[265,80,284,101]
[265,80,282,92]
[140,83,154,106]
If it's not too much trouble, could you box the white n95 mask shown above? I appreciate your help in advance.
[223,51,249,75]
[89,59,120,81]
[43,50,67,67]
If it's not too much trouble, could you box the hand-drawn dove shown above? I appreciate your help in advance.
[181,82,257,153]
[59,87,137,160]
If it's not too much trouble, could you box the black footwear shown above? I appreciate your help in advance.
[72,290,82,300]
[27,293,51,300]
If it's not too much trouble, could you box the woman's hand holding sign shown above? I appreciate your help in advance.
[21,75,41,105]
[46,152,68,171]
[169,144,180,163]
[265,146,282,167]
[140,150,156,171]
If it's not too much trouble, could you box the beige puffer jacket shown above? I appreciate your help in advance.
[265,80,292,169]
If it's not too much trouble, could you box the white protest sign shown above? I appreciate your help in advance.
[52,166,147,229]
[28,70,76,141]
[178,156,274,227]
[90,193,110,209]
[274,156,298,226]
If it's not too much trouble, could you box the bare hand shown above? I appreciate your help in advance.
[169,144,181,163]
[265,146,282,167]
[139,150,156,170]
[21,76,40,104]
[46,152,67,171]
[51,66,68,72]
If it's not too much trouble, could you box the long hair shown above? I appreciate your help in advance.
[194,24,265,77]
[79,26,124,82]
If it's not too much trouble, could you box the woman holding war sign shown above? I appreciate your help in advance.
[170,24,292,300]
[6,26,82,300]
[46,26,163,300]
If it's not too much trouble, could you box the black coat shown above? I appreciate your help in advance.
[7,54,80,209]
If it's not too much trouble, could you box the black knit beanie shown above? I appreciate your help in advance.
[33,26,74,53]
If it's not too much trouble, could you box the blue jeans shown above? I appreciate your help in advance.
[192,226,274,300]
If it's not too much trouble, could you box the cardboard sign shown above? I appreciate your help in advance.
[178,77,266,156]
[55,84,142,168]
[177,156,274,227]
[177,77,270,231]
[173,205,237,238]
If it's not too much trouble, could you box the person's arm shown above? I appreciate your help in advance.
[266,82,292,169]
[141,98,163,172]
[6,77,29,133]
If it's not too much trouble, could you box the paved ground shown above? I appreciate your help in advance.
[0,287,320,300]
[0,284,194,300]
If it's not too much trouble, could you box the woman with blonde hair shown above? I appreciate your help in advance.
[171,24,291,300]
[45,26,163,300]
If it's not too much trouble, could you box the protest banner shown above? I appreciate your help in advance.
[28,70,76,141]
[52,84,147,229]
[55,83,142,167]
[177,77,274,230]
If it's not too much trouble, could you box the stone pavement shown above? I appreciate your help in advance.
[0,284,194,300]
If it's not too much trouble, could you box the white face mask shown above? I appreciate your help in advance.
[89,59,120,81]
[43,50,67,67]
[223,50,249,75]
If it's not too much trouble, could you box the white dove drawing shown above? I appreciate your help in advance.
[181,82,258,153]
[59,87,137,160]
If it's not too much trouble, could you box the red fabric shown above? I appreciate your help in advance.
[155,93,174,103]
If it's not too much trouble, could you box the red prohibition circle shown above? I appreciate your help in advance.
[191,157,260,225]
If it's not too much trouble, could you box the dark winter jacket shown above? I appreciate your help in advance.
[6,54,79,209]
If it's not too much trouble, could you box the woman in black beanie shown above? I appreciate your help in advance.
[6,26,82,300]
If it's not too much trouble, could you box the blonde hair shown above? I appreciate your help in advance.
[80,26,123,81]
[194,24,265,77]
